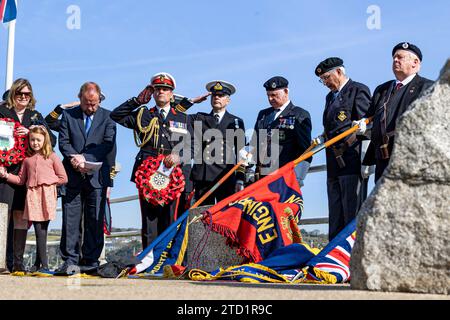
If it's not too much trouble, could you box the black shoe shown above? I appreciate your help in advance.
[78,262,99,273]
[28,264,41,273]
[54,262,79,276]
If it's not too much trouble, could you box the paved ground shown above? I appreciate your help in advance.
[0,275,448,300]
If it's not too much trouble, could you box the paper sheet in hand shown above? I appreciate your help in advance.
[84,161,103,172]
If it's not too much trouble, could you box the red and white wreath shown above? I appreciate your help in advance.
[135,154,185,206]
[0,118,28,167]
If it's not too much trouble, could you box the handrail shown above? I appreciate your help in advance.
[55,163,329,212]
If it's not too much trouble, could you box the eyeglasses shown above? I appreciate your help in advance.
[318,68,338,84]
[15,91,32,98]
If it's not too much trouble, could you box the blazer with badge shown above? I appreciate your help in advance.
[323,79,371,177]
[110,98,190,182]
[59,106,117,189]
[363,74,433,165]
[253,102,312,171]
[189,111,246,182]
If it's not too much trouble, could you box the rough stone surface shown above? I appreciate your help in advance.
[0,203,8,271]
[350,60,450,295]
[186,205,243,272]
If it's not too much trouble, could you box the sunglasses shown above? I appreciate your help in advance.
[15,91,32,98]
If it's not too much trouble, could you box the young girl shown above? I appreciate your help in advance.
[0,125,67,273]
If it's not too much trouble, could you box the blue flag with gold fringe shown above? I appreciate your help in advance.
[128,210,189,276]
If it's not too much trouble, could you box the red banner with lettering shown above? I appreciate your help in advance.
[202,161,303,263]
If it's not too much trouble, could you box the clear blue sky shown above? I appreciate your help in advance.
[1,0,449,232]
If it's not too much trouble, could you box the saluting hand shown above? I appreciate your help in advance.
[136,85,154,105]
[61,101,80,109]
[190,92,211,104]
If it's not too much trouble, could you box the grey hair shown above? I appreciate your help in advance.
[337,66,346,75]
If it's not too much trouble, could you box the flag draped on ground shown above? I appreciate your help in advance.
[0,0,16,23]
[189,219,356,284]
[189,243,317,283]
[202,161,304,263]
[303,218,356,284]
[128,210,189,276]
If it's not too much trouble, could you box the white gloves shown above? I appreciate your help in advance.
[312,134,325,146]
[235,180,244,192]
[238,146,254,166]
[352,118,367,135]
[361,165,375,179]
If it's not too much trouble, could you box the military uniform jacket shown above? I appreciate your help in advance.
[190,111,246,182]
[110,98,190,182]
[252,102,312,171]
[323,79,371,177]
[363,74,433,165]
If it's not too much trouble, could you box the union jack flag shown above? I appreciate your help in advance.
[305,218,356,283]
[0,0,16,23]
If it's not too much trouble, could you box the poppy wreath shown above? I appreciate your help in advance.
[135,154,185,206]
[0,118,28,167]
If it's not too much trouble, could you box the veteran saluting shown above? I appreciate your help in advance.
[110,73,192,248]
[188,80,246,204]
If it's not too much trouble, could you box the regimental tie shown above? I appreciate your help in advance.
[266,109,277,125]
[395,82,404,91]
[85,115,92,135]
[159,109,166,121]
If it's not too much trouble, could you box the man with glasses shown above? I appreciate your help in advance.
[313,57,371,240]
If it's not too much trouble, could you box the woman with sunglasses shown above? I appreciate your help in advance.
[0,78,55,274]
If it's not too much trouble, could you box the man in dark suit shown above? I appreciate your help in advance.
[354,42,433,182]
[44,95,119,192]
[111,72,194,249]
[56,82,117,274]
[242,76,312,187]
[314,57,371,240]
[187,80,246,204]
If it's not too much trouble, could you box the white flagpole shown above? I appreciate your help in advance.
[5,19,16,91]
[5,0,18,92]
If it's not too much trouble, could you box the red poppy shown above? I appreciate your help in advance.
[0,118,28,167]
[135,155,185,206]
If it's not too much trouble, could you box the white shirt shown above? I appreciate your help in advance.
[156,105,171,119]
[274,100,291,119]
[213,110,226,123]
[83,113,94,126]
[337,78,350,93]
[396,73,417,87]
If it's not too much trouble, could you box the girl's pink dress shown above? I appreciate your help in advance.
[7,152,68,221]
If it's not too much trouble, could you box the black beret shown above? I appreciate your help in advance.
[392,42,422,61]
[2,90,9,101]
[315,57,344,77]
[263,76,289,91]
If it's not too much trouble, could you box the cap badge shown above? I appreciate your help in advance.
[316,68,322,74]
[271,82,277,89]
[159,75,166,82]
[402,42,409,49]
[214,82,223,91]
[338,111,347,122]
